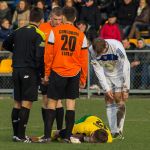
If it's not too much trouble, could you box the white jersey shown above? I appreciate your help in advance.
[89,39,130,92]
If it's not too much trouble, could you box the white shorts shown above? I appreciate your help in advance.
[106,76,124,92]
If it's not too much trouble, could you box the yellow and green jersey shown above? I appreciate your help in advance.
[72,115,112,143]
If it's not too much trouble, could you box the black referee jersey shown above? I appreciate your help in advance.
[2,24,45,76]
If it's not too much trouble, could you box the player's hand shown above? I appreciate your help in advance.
[105,90,114,100]
[79,82,86,89]
[41,78,44,84]
[122,91,129,101]
[43,76,49,85]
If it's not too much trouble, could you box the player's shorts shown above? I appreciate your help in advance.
[39,83,47,95]
[106,76,124,93]
[12,68,38,102]
[47,70,80,100]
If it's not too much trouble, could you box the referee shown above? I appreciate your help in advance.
[2,7,45,142]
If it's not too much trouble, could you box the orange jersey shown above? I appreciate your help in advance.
[44,24,88,85]
[39,22,52,39]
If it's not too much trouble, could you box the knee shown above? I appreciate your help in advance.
[56,100,63,108]
[66,99,75,110]
[117,103,125,112]
[14,101,21,109]
[22,101,32,109]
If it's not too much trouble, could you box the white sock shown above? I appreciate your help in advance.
[117,104,126,133]
[106,103,118,134]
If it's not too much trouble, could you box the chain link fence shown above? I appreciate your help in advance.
[0,50,150,96]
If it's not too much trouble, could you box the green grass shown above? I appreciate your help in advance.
[0,96,150,150]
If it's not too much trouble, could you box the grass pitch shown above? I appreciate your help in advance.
[0,96,150,150]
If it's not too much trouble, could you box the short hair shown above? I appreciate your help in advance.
[93,129,108,143]
[92,38,107,55]
[137,37,145,42]
[62,7,77,22]
[29,7,44,23]
[0,18,10,25]
[50,7,63,17]
[122,37,129,41]
[76,20,88,29]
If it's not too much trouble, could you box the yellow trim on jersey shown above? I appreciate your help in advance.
[29,24,46,41]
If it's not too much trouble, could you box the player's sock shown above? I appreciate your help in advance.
[11,108,20,137]
[44,109,56,138]
[17,107,30,139]
[117,103,126,133]
[106,103,118,134]
[65,110,75,140]
[41,107,46,123]
[56,107,64,130]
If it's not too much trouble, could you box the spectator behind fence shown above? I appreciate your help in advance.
[12,0,30,29]
[0,1,12,23]
[0,19,12,42]
[100,12,122,41]
[35,0,50,22]
[80,0,101,31]
[128,0,150,39]
[131,38,150,89]
[117,0,138,38]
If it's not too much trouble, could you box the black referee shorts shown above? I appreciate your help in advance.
[47,70,80,100]
[12,68,39,102]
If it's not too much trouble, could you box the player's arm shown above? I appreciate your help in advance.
[2,32,15,52]
[89,47,111,93]
[79,35,88,88]
[91,59,113,99]
[44,30,55,81]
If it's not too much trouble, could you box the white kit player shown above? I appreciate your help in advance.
[89,38,130,139]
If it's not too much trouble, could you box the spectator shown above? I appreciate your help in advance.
[36,0,50,22]
[76,20,98,44]
[117,0,138,38]
[100,12,122,41]
[74,0,85,19]
[122,38,136,50]
[97,0,115,24]
[12,0,30,29]
[128,0,150,38]
[80,0,101,31]
[18,19,26,28]
[51,0,61,9]
[0,1,12,23]
[64,0,74,7]
[0,18,12,42]
[131,38,150,89]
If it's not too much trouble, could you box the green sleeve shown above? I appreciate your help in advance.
[75,114,91,124]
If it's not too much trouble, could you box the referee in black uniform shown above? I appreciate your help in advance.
[2,7,45,142]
